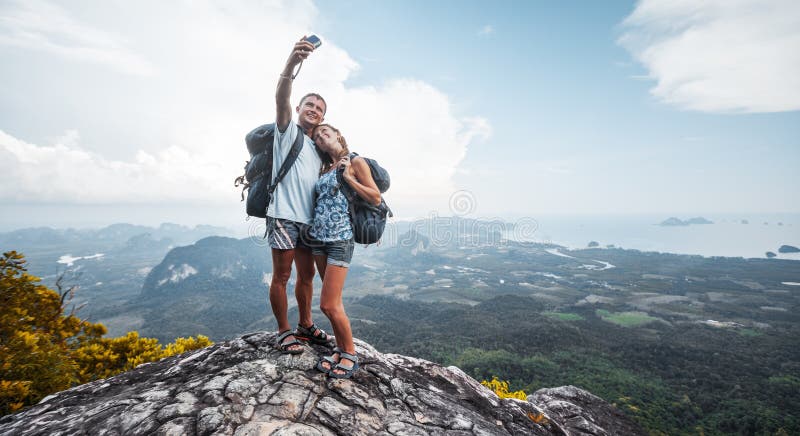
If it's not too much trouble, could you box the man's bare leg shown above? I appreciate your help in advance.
[294,246,317,329]
[270,248,302,352]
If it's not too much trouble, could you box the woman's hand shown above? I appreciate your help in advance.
[341,156,382,206]
[339,156,355,181]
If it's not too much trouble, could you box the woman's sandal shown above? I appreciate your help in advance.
[315,347,341,374]
[276,330,304,355]
[329,351,359,379]
[295,323,332,345]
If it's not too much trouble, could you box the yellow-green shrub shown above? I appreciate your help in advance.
[481,376,527,400]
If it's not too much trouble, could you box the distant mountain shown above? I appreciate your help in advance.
[141,236,270,298]
[0,226,83,245]
[123,233,174,252]
[0,222,233,251]
[658,216,713,226]
[685,217,713,225]
[388,216,511,248]
[135,236,273,342]
[658,217,682,226]
[93,223,155,241]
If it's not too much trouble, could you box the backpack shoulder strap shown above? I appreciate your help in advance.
[268,124,305,195]
[338,151,376,206]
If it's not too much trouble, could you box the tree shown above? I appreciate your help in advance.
[0,251,105,413]
[0,251,211,415]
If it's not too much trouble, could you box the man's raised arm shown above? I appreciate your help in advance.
[276,38,316,133]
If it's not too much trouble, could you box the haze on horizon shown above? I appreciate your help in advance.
[1,0,798,232]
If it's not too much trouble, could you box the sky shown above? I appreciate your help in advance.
[0,0,798,231]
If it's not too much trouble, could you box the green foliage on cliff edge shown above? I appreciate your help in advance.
[0,251,212,415]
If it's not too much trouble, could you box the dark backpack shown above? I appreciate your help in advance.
[337,152,393,244]
[234,123,304,218]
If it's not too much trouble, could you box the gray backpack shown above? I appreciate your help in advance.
[234,123,304,218]
[336,152,393,244]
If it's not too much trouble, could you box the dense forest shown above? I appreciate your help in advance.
[345,294,800,436]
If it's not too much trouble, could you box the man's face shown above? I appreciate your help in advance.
[296,96,325,128]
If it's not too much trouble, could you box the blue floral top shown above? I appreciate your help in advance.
[309,170,353,242]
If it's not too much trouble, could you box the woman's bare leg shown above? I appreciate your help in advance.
[318,263,354,374]
[314,255,339,371]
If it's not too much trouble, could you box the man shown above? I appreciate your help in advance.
[269,37,330,353]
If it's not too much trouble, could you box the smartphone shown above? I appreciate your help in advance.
[305,35,322,49]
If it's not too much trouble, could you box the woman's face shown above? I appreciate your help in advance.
[313,126,343,156]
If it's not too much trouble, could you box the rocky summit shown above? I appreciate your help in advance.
[0,332,643,435]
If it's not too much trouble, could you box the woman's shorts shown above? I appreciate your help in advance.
[310,238,355,268]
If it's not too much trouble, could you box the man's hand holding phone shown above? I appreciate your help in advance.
[282,35,321,80]
[286,35,321,70]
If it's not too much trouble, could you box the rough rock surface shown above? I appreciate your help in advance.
[529,386,645,436]
[0,332,644,435]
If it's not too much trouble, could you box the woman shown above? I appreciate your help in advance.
[307,123,381,379]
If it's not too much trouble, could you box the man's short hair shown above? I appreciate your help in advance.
[299,93,326,115]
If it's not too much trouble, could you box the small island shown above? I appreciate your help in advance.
[766,251,777,258]
[778,245,800,253]
[587,241,600,248]
[659,217,713,226]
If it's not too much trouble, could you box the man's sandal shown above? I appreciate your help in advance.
[315,347,341,374]
[295,323,332,345]
[329,351,359,379]
[276,330,304,355]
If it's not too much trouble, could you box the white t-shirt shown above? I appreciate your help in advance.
[267,122,322,225]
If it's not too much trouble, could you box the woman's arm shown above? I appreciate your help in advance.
[341,157,382,206]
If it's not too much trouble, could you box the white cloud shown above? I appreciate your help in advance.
[0,0,155,76]
[323,81,490,213]
[0,1,489,217]
[618,0,800,113]
[478,25,494,36]
[0,128,232,204]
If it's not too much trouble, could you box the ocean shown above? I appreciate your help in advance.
[501,213,800,260]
